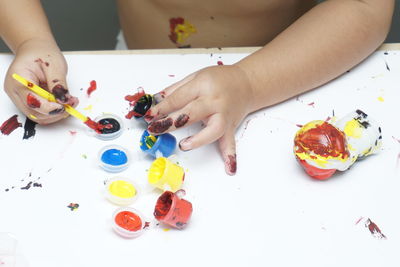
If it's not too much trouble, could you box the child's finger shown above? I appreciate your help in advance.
[145,80,199,122]
[147,98,211,134]
[153,72,197,103]
[178,113,225,151]
[18,89,65,116]
[218,130,237,176]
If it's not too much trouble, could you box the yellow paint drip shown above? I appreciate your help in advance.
[377,96,385,102]
[343,119,363,139]
[83,105,93,111]
[175,21,197,44]
[109,180,136,198]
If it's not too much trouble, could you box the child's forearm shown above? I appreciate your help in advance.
[236,0,394,112]
[0,0,56,53]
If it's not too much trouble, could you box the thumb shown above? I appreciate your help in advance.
[218,129,237,176]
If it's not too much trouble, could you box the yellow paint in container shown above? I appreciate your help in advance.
[105,177,138,206]
[148,157,184,192]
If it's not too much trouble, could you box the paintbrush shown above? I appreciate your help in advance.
[12,73,109,133]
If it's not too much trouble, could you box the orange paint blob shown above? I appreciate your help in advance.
[115,211,142,232]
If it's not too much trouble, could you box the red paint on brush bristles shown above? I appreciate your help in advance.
[87,80,97,96]
[84,118,112,134]
[0,115,22,135]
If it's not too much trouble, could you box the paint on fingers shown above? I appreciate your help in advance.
[225,154,237,175]
[148,117,173,134]
[27,93,41,108]
[174,114,189,128]
[52,84,69,103]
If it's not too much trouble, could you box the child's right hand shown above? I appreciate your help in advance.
[4,38,78,124]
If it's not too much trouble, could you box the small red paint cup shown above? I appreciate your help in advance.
[154,190,193,229]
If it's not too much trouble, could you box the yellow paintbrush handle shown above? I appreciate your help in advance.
[12,73,88,123]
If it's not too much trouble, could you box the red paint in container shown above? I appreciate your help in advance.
[112,207,144,238]
[154,190,193,229]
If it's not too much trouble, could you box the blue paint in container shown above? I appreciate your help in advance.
[140,130,176,158]
[98,145,130,173]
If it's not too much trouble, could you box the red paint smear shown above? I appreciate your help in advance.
[366,218,386,239]
[125,88,146,119]
[169,17,185,44]
[27,93,41,108]
[27,82,34,88]
[308,102,315,108]
[87,80,97,96]
[154,191,193,229]
[227,154,237,175]
[0,115,22,135]
[355,217,364,225]
[168,74,175,77]
[298,159,336,180]
[217,61,224,65]
[69,130,77,135]
[115,211,142,232]
[296,124,303,128]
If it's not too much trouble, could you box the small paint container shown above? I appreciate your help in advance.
[98,145,130,173]
[154,190,193,229]
[112,207,145,238]
[140,130,177,158]
[105,177,138,206]
[148,157,185,192]
[93,113,124,141]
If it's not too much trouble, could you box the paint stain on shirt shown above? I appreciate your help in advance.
[169,17,197,46]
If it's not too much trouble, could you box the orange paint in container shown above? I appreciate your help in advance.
[112,207,144,238]
[154,190,192,229]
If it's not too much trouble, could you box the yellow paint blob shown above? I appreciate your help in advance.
[109,180,136,199]
[29,114,38,120]
[175,21,197,44]
[377,96,385,102]
[343,119,363,139]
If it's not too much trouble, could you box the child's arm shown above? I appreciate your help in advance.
[1,0,78,124]
[145,0,394,175]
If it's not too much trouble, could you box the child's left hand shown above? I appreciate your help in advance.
[145,65,254,175]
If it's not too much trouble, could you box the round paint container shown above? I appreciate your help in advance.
[112,207,145,238]
[140,130,177,158]
[93,113,124,141]
[148,157,185,192]
[98,145,130,173]
[154,190,193,229]
[105,177,138,206]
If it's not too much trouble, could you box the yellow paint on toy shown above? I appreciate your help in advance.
[109,180,136,198]
[148,157,184,192]
[343,119,363,139]
[175,21,197,44]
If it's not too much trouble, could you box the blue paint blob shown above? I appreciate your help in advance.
[101,149,128,166]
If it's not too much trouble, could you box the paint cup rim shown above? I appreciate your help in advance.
[92,113,124,141]
[98,144,131,173]
[112,207,145,238]
[105,176,139,206]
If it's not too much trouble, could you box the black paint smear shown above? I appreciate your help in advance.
[385,61,390,71]
[98,118,120,134]
[23,117,38,140]
[21,181,33,190]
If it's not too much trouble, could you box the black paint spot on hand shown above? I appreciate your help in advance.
[23,117,37,140]
[52,85,69,103]
[98,118,120,134]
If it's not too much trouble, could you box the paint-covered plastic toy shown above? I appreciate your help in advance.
[125,88,154,119]
[92,113,124,141]
[105,177,138,206]
[98,145,130,173]
[293,110,382,180]
[154,190,193,229]
[112,207,145,238]
[140,130,177,158]
[148,157,184,192]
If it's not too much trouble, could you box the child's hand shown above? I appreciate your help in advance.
[4,38,78,125]
[145,65,254,175]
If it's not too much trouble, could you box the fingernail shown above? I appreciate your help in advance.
[153,91,166,104]
[49,107,65,115]
[147,117,173,134]
[52,84,69,103]
[225,154,237,175]
[174,114,189,128]
[179,136,192,151]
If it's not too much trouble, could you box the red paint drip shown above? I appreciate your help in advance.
[27,93,41,108]
[87,80,97,96]
[115,211,142,232]
[217,61,224,65]
[0,115,22,135]
[365,218,386,239]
